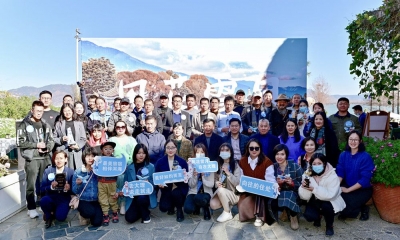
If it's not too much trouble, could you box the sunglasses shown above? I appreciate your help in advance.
[116,126,126,130]
[249,146,260,151]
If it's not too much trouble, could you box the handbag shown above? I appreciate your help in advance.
[69,172,94,209]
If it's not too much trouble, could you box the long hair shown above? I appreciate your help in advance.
[217,143,236,174]
[88,123,107,147]
[59,103,76,122]
[309,153,328,176]
[113,120,130,136]
[280,118,301,143]
[132,143,150,165]
[344,130,365,152]
[310,111,330,129]
[74,101,88,122]
[193,143,208,157]
[243,138,269,166]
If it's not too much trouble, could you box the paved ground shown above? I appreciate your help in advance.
[0,204,399,240]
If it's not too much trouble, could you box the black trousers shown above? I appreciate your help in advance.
[303,196,335,227]
[183,193,211,214]
[341,187,372,218]
[78,200,103,227]
[125,195,150,223]
[159,188,186,212]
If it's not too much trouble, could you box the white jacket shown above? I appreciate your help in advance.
[187,172,215,196]
[299,166,346,213]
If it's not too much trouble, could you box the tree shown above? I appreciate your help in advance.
[0,91,35,119]
[309,76,331,103]
[82,57,117,94]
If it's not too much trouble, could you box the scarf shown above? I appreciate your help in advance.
[251,105,267,128]
[310,127,326,156]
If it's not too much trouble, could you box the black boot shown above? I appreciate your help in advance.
[325,226,334,236]
[193,206,200,215]
[45,215,53,229]
[203,207,211,220]
[359,206,369,221]
[176,208,184,222]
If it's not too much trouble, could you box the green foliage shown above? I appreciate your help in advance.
[0,156,10,178]
[346,0,400,104]
[0,119,16,138]
[0,91,35,119]
[364,137,400,187]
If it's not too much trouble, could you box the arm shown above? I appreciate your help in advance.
[185,114,192,139]
[107,114,116,134]
[72,171,83,194]
[156,115,163,133]
[227,163,241,186]
[76,122,87,151]
[17,123,37,149]
[80,87,90,113]
[311,173,342,200]
[264,165,277,183]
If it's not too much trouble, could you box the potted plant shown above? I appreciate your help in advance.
[0,155,26,223]
[363,137,400,224]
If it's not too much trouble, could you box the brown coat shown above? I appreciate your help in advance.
[169,136,193,161]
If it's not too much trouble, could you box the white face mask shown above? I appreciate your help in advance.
[219,152,231,160]
[196,153,205,158]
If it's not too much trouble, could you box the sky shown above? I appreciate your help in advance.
[0,0,382,95]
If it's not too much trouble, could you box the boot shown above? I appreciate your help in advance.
[290,215,299,230]
[176,208,184,222]
[203,207,211,220]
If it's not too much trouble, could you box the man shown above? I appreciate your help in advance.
[262,90,275,117]
[352,105,366,133]
[140,99,163,133]
[87,95,98,114]
[194,118,224,161]
[62,95,74,105]
[289,93,302,110]
[136,115,166,164]
[216,96,242,137]
[252,119,280,162]
[210,97,220,116]
[222,118,249,162]
[38,90,59,128]
[163,95,192,139]
[233,89,248,116]
[132,95,145,137]
[156,93,171,122]
[269,94,292,137]
[192,97,217,138]
[241,91,270,136]
[87,96,112,132]
[113,97,122,112]
[107,97,136,135]
[329,97,361,144]
[17,100,55,219]
[184,94,199,117]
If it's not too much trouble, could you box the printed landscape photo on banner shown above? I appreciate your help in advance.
[81,38,307,108]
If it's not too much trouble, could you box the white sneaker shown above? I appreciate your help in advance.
[120,201,126,215]
[29,209,39,219]
[254,217,263,227]
[236,185,246,193]
[143,217,151,224]
[217,211,233,222]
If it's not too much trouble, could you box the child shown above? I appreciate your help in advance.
[97,141,119,226]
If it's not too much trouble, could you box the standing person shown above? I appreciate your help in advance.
[184,145,214,220]
[297,99,311,137]
[297,137,317,172]
[132,95,145,138]
[40,151,74,228]
[184,93,199,117]
[87,97,112,132]
[289,94,302,118]
[136,115,166,164]
[74,101,89,132]
[304,102,333,137]
[352,105,367,133]
[336,131,374,221]
[39,90,59,128]
[237,139,277,227]
[252,119,280,162]
[217,96,242,137]
[222,118,249,162]
[279,119,305,161]
[209,97,220,116]
[17,100,55,219]
[163,95,192,139]
[192,97,217,138]
[194,119,224,161]
[54,103,87,170]
[113,97,122,112]
[309,112,340,167]
[156,93,171,122]
[273,144,303,230]
[269,94,292,137]
[86,123,107,153]
[168,123,193,161]
[328,97,361,145]
[108,97,137,136]
[72,147,103,227]
[242,91,270,136]
[233,89,248,116]
[262,90,275,119]
[62,95,74,105]
[138,99,163,134]
[210,143,241,222]
[155,140,189,222]
[86,95,98,115]
[123,144,157,224]
[299,153,345,236]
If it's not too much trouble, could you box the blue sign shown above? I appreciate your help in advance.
[189,157,218,173]
[190,157,210,165]
[239,176,279,199]
[153,169,185,186]
[122,180,154,198]
[92,156,127,177]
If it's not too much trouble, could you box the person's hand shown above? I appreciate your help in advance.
[64,183,70,192]
[118,192,124,197]
[216,181,223,188]
[276,177,284,185]
[193,168,198,176]
[222,165,230,176]
[76,178,82,185]
[38,148,48,154]
[51,181,58,189]
[341,187,350,193]
[37,142,46,149]
[221,127,229,133]
[69,144,79,150]
[112,193,119,199]
[140,120,145,126]
[248,128,253,134]
[301,180,313,191]
[62,136,69,142]
[158,184,166,189]
[284,177,293,185]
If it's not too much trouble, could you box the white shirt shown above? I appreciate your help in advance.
[231,137,241,161]
[238,156,276,182]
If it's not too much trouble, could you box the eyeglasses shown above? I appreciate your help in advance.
[116,126,126,130]
[173,100,182,103]
[249,147,260,151]
[166,146,176,150]
[348,138,360,142]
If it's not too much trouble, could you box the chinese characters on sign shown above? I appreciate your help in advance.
[188,157,218,174]
[153,169,186,186]
[122,180,154,198]
[92,156,127,177]
[239,176,279,199]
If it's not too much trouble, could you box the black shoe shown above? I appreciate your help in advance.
[359,207,369,221]
[176,209,184,222]
[313,219,321,227]
[325,226,334,236]
[167,209,175,215]
[338,214,346,221]
[45,218,53,229]
[193,207,200,215]
[203,207,211,221]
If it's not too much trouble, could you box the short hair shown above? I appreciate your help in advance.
[164,139,177,149]
[200,97,209,104]
[96,96,106,103]
[51,150,68,166]
[88,95,97,100]
[210,96,220,103]
[299,99,309,107]
[193,143,208,157]
[300,136,317,151]
[172,122,184,131]
[224,96,235,104]
[114,97,122,103]
[337,97,349,104]
[39,90,52,98]
[133,144,150,165]
[145,115,156,122]
[63,95,73,101]
[144,99,154,105]
[203,118,215,125]
[292,93,302,99]
[32,100,44,109]
[217,143,237,174]
[263,90,273,97]
[243,139,268,165]
[258,118,270,126]
[186,94,196,101]
[172,95,183,101]
[273,144,290,160]
[82,147,99,165]
[229,118,241,126]
[134,95,143,102]
[352,105,363,111]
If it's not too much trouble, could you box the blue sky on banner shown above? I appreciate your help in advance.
[0,0,381,94]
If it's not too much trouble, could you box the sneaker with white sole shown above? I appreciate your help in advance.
[120,201,126,215]
[29,209,39,219]
[217,211,233,222]
[254,217,263,227]
[143,217,151,224]
[27,210,30,216]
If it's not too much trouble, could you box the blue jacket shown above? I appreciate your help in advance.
[136,130,166,164]
[124,163,157,210]
[252,132,280,163]
[72,168,98,201]
[222,133,249,157]
[41,166,74,200]
[194,133,224,161]
[155,155,189,196]
[336,151,374,188]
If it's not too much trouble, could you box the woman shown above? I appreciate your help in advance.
[237,139,276,227]
[304,102,333,135]
[74,101,89,132]
[72,147,103,227]
[297,137,317,172]
[168,122,194,161]
[336,130,374,221]
[155,140,189,222]
[86,123,107,153]
[123,144,157,224]
[210,143,241,222]
[308,112,340,167]
[184,144,214,220]
[297,100,311,137]
[273,144,303,230]
[299,153,345,236]
[40,150,74,228]
[279,119,304,161]
[54,103,87,170]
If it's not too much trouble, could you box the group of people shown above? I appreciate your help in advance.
[17,86,374,236]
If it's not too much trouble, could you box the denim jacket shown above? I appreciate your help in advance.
[72,167,98,201]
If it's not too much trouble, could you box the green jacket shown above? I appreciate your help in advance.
[328,112,361,145]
